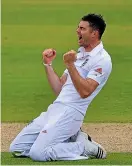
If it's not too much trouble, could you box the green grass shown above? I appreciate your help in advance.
[2,0,132,122]
[1,152,132,165]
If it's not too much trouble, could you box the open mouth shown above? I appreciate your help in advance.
[79,36,82,40]
[78,36,83,44]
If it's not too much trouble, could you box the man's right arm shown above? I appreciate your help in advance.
[42,48,67,96]
[44,65,67,96]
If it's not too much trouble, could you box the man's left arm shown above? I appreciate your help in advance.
[67,64,99,98]
[63,50,112,99]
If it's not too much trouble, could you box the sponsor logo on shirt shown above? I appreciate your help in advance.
[95,68,102,74]
[81,58,89,67]
[42,130,47,133]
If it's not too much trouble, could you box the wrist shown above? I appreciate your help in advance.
[43,62,52,66]
[66,63,75,69]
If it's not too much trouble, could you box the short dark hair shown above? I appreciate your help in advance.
[81,13,106,39]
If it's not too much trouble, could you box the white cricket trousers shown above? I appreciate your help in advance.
[10,103,88,161]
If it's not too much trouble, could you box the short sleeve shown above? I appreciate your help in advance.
[86,59,112,84]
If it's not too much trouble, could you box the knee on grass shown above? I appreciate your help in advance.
[9,142,17,153]
[9,142,28,157]
[29,146,56,161]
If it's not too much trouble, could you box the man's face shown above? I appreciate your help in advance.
[76,21,95,47]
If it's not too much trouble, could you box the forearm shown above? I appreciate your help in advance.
[44,65,62,96]
[67,64,91,98]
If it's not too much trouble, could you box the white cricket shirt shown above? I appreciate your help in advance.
[54,42,112,115]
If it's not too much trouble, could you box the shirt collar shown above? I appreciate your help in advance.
[77,41,103,58]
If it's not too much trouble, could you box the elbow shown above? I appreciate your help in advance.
[53,87,62,96]
[80,94,89,99]
[80,92,90,99]
[55,89,61,96]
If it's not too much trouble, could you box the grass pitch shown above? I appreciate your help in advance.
[2,0,132,123]
[1,152,132,165]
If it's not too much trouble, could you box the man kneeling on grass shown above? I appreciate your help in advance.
[10,13,112,161]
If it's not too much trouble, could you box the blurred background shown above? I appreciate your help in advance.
[1,0,132,122]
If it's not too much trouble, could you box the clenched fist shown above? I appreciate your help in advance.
[63,50,77,66]
[42,48,56,64]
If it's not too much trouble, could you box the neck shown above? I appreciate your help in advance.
[84,40,101,52]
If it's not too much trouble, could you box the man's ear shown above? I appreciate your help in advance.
[91,30,98,38]
[92,30,99,38]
